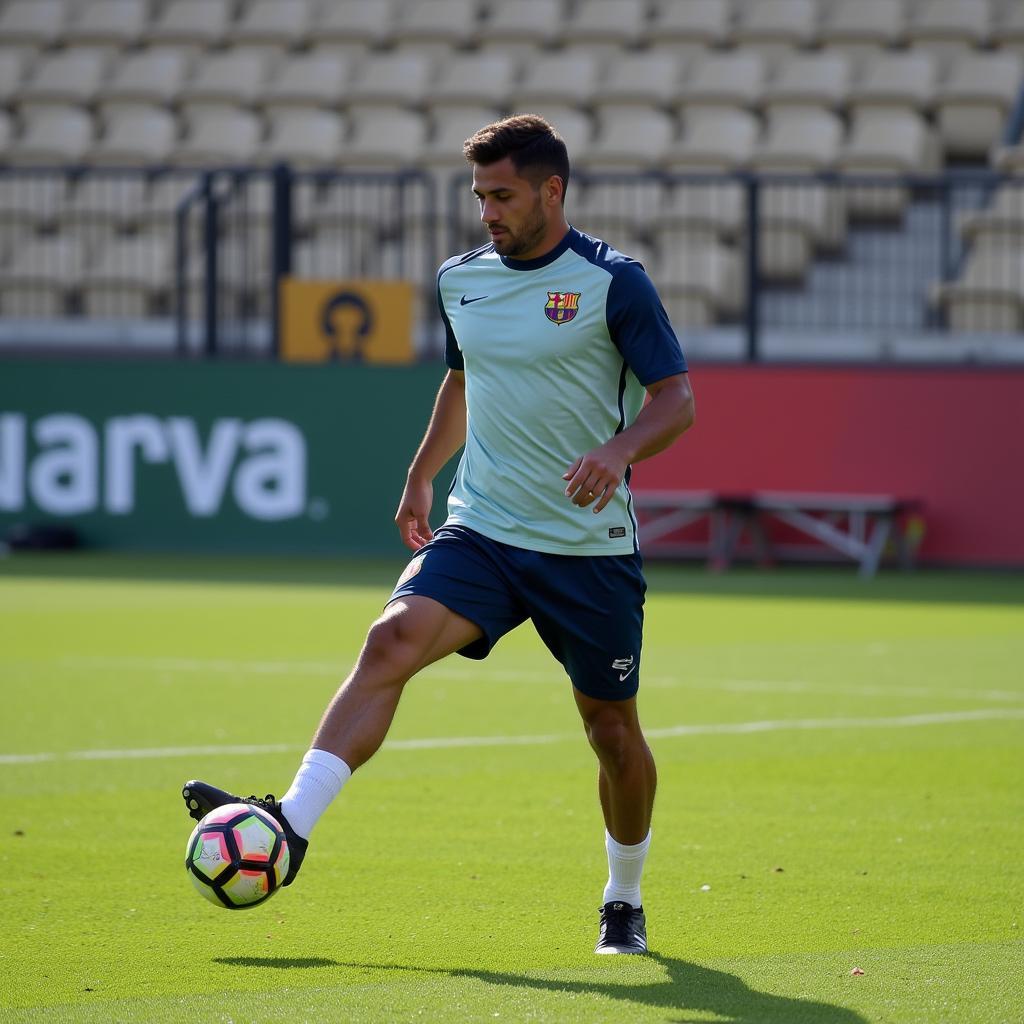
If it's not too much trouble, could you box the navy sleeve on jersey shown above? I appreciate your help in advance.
[437,282,464,370]
[606,261,687,385]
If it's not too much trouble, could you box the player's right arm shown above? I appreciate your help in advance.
[395,369,467,550]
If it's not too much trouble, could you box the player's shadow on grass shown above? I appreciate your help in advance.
[214,956,342,969]
[323,953,866,1024]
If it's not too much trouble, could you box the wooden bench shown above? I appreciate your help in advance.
[633,490,924,577]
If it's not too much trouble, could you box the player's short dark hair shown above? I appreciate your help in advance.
[463,114,571,203]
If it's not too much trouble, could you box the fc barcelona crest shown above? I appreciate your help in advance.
[545,291,581,325]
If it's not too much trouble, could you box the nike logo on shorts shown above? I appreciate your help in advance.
[612,656,637,682]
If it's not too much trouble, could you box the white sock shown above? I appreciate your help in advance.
[280,748,352,839]
[602,829,651,909]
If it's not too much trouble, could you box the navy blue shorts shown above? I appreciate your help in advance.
[387,525,646,701]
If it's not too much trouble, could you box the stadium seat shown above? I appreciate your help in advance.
[178,52,271,116]
[0,1,68,48]
[477,0,565,57]
[837,109,939,219]
[959,184,1024,252]
[907,0,992,70]
[136,172,202,238]
[174,110,263,166]
[752,109,843,172]
[343,53,434,112]
[80,234,171,318]
[572,180,665,242]
[530,107,593,158]
[16,50,109,112]
[995,2,1024,57]
[6,107,94,165]
[0,176,67,231]
[569,0,648,50]
[676,52,767,116]
[310,0,396,58]
[232,0,313,52]
[259,54,350,114]
[933,248,1024,332]
[427,54,517,115]
[592,53,683,112]
[62,0,147,49]
[0,50,32,106]
[579,109,674,170]
[293,235,365,280]
[513,52,602,109]
[647,0,731,56]
[818,0,906,68]
[422,106,505,168]
[59,175,147,240]
[733,0,819,67]
[849,52,938,116]
[934,53,1023,159]
[757,185,844,280]
[762,53,852,114]
[341,109,428,168]
[263,110,347,169]
[655,182,745,243]
[89,107,177,165]
[0,235,84,316]
[664,108,760,171]
[148,0,230,49]
[391,0,482,59]
[651,239,741,327]
[97,50,189,114]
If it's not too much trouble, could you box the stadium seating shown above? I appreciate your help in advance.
[0,0,1020,343]
[933,248,1024,332]
[648,0,732,56]
[0,235,84,316]
[80,234,171,317]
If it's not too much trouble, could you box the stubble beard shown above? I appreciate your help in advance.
[491,201,548,258]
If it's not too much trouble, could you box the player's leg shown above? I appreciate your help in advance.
[573,688,657,847]
[183,595,482,884]
[573,688,655,954]
[183,525,527,887]
[308,595,483,770]
[523,547,652,952]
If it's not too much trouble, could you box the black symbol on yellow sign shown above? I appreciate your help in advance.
[320,291,374,362]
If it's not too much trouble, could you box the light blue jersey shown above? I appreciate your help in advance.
[438,227,687,556]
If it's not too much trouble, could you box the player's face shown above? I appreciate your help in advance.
[472,158,554,259]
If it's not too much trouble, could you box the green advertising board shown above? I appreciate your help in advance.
[0,359,452,555]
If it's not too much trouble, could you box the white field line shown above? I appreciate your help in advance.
[2,707,1023,767]
[47,655,1024,705]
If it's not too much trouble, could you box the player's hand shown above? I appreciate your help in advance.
[562,441,629,513]
[395,475,434,551]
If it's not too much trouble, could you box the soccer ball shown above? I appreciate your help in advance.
[184,802,290,910]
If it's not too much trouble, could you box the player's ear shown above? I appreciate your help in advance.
[544,174,564,208]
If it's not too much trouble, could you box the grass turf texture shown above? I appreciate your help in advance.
[0,554,1021,1024]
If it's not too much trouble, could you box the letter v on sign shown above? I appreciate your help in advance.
[165,418,242,517]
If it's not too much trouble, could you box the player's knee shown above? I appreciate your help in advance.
[584,707,639,773]
[360,613,427,681]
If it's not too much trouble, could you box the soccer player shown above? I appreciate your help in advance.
[183,114,694,955]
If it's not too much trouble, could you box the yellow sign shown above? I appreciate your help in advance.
[280,279,415,364]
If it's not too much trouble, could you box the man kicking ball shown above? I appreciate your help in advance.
[183,113,694,955]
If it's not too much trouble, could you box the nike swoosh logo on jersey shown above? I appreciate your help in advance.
[460,294,488,305]
[618,665,638,682]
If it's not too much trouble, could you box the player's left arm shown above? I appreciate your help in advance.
[563,372,695,512]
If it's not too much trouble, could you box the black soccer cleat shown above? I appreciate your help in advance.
[182,779,308,886]
[595,901,648,955]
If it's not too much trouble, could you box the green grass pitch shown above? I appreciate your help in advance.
[0,554,1022,1023]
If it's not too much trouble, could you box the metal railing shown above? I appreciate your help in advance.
[1,165,1022,362]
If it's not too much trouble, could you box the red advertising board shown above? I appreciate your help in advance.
[631,365,1024,567]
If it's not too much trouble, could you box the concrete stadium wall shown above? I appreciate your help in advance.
[1,359,1021,566]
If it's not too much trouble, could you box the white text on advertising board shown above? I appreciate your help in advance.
[0,414,307,521]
